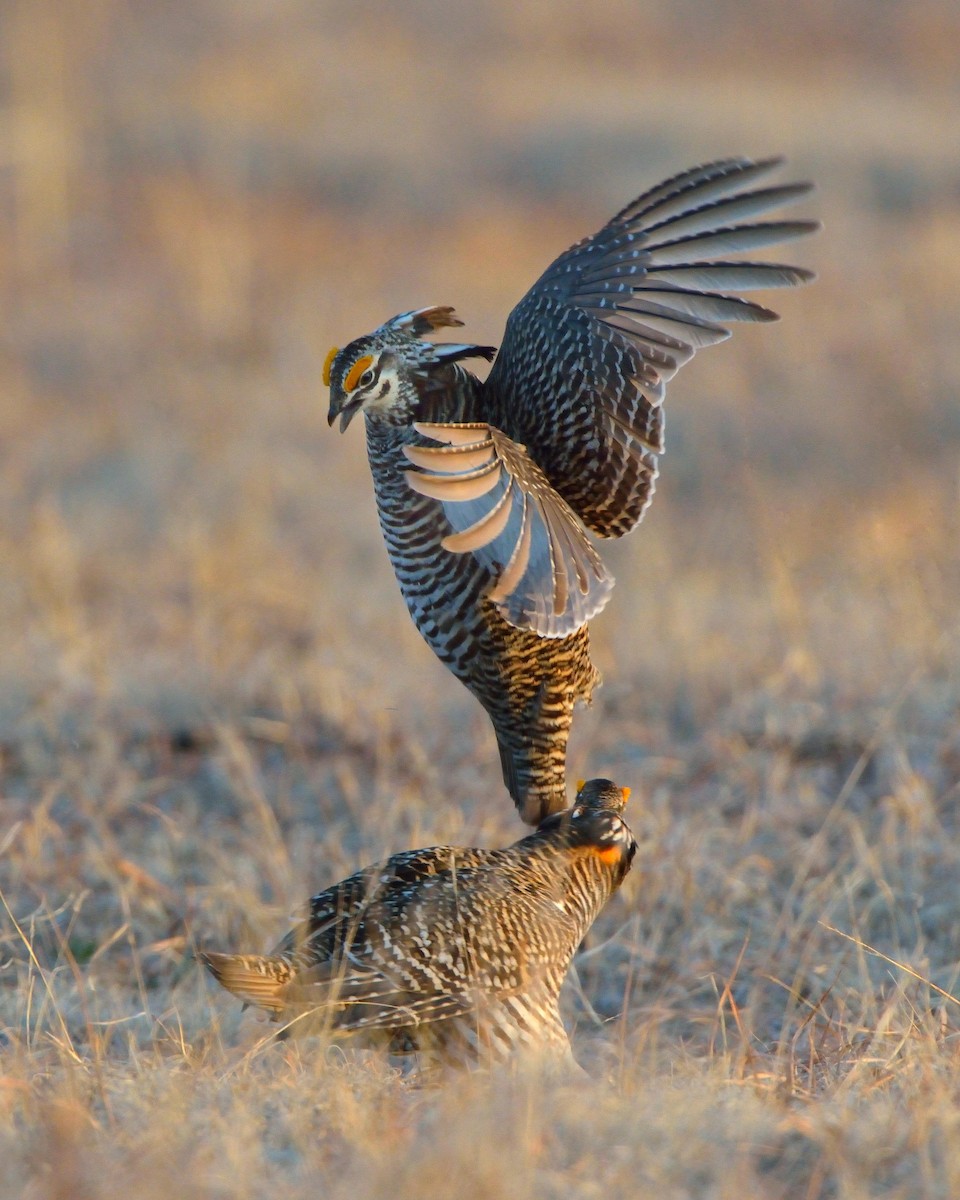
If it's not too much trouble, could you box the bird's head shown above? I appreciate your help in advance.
[540,778,637,876]
[571,778,631,816]
[324,306,496,433]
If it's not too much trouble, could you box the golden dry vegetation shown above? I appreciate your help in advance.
[1,1,960,1196]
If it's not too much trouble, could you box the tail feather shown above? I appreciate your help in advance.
[497,730,569,825]
[495,653,600,825]
[199,950,290,1014]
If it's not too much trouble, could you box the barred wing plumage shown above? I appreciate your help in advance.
[323,158,816,819]
[484,156,818,542]
[403,421,614,637]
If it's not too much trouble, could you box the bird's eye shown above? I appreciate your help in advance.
[343,354,375,392]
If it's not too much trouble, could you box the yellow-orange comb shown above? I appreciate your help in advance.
[322,347,339,387]
[576,779,586,792]
[344,354,374,393]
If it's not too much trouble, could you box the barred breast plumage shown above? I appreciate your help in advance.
[201,779,635,1070]
[325,158,818,823]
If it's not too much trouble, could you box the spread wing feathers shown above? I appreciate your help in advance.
[485,156,818,539]
[403,421,614,637]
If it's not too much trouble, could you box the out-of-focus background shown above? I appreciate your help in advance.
[2,2,960,1196]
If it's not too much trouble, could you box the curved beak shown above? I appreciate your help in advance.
[327,393,363,433]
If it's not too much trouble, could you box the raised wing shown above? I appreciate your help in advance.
[403,421,614,638]
[484,156,818,538]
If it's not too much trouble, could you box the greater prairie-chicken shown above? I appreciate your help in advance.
[325,157,817,823]
[201,778,635,1069]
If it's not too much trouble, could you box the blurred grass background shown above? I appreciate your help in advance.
[1,1,960,1196]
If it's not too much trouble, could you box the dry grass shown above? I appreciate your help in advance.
[1,1,960,1196]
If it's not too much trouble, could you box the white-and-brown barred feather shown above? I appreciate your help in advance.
[201,779,635,1068]
[325,158,817,822]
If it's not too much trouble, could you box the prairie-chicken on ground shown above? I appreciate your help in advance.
[325,157,818,824]
[201,779,635,1071]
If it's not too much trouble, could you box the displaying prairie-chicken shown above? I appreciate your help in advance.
[325,157,818,824]
[201,778,635,1069]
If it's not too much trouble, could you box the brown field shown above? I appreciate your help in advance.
[2,1,960,1195]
